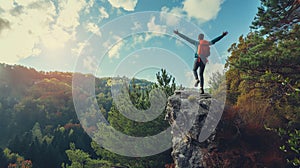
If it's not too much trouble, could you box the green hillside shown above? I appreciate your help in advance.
[0,64,175,168]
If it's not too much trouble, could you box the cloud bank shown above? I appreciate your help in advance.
[161,0,224,24]
[0,0,94,64]
[183,0,224,21]
[107,0,138,11]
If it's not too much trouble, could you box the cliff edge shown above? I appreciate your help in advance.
[165,89,223,168]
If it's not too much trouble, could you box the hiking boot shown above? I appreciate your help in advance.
[200,87,204,94]
[194,79,200,87]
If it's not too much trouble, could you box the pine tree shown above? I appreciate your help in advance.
[226,0,300,109]
[155,69,176,97]
[225,0,300,166]
[251,0,300,36]
[32,122,43,144]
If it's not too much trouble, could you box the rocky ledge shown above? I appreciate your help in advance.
[165,89,224,168]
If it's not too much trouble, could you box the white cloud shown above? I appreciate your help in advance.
[104,35,124,59]
[0,29,41,63]
[0,1,14,12]
[129,33,155,49]
[98,6,109,20]
[56,0,86,30]
[0,0,57,63]
[143,16,167,42]
[42,25,74,49]
[160,0,224,24]
[131,21,142,31]
[131,34,144,45]
[103,34,122,48]
[147,16,166,33]
[129,33,156,47]
[42,0,87,49]
[183,0,224,21]
[160,6,182,26]
[83,55,98,72]
[84,0,95,14]
[32,48,42,56]
[85,22,101,36]
[108,41,124,59]
[14,0,37,6]
[72,41,90,56]
[140,32,163,43]
[175,39,184,47]
[107,0,138,11]
[144,33,154,42]
[0,0,88,64]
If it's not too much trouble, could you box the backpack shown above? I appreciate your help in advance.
[197,40,210,57]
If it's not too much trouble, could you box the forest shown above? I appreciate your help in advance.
[0,0,299,167]
[0,64,176,168]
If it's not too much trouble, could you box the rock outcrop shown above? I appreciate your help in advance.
[165,89,288,168]
[165,89,224,168]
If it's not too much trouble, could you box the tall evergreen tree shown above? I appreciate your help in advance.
[155,69,176,97]
[251,0,300,36]
[225,0,300,166]
[226,0,300,111]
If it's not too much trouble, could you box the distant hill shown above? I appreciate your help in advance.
[0,63,153,147]
[0,63,174,168]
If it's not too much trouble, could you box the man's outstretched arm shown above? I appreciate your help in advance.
[210,31,228,45]
[174,30,198,45]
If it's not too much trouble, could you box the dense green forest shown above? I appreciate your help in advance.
[0,63,221,167]
[0,63,176,168]
[0,0,299,167]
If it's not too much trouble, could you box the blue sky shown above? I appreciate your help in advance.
[0,0,260,87]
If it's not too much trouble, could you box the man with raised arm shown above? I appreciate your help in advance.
[174,30,228,94]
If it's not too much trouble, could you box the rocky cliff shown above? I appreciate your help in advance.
[165,89,287,168]
[165,89,225,168]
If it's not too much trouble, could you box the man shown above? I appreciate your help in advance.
[174,30,228,94]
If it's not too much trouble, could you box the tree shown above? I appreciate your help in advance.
[75,70,175,168]
[251,0,300,36]
[63,143,112,168]
[155,69,176,97]
[2,148,32,168]
[225,0,300,166]
[208,71,226,94]
[273,128,300,167]
[32,122,43,144]
[226,16,300,127]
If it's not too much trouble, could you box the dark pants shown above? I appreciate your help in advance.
[193,59,206,88]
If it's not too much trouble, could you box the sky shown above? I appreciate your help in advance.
[0,0,260,88]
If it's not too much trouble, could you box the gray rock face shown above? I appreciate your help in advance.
[165,89,223,168]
